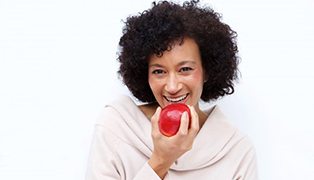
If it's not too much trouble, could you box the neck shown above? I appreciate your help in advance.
[194,105,209,129]
[138,102,159,119]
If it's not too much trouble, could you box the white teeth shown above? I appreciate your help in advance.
[165,94,188,103]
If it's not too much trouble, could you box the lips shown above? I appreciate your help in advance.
[164,94,189,103]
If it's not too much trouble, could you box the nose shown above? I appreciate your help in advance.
[165,73,182,94]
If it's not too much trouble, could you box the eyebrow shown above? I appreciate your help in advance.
[149,60,196,68]
[178,60,196,66]
[149,64,163,68]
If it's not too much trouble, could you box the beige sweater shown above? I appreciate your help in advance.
[86,96,258,180]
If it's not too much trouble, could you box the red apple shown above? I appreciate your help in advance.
[158,103,191,137]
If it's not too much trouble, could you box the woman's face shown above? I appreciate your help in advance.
[148,37,205,110]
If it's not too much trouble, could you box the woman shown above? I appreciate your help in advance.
[86,0,258,179]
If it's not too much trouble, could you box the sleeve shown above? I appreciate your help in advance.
[85,107,164,180]
[244,148,259,180]
[133,162,165,180]
[85,124,121,180]
[234,145,259,180]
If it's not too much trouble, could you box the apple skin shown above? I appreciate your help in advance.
[158,103,191,137]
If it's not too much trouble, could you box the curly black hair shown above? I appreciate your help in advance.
[118,0,239,103]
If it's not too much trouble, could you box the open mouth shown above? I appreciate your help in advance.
[164,94,189,103]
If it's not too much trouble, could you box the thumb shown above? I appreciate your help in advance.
[151,107,162,136]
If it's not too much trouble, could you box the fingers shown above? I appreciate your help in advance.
[187,105,200,136]
[151,107,162,137]
[178,111,189,135]
[177,105,200,137]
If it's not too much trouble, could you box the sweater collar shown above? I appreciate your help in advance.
[108,95,238,171]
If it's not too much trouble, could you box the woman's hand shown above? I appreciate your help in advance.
[148,105,200,178]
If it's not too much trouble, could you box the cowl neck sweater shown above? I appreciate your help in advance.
[86,95,258,179]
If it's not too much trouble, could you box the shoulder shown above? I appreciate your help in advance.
[95,95,138,126]
[95,95,152,135]
[208,105,256,153]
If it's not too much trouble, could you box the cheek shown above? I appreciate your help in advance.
[187,70,204,95]
[148,75,154,88]
[148,77,161,94]
[187,70,204,85]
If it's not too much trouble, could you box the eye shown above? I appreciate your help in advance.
[152,69,165,74]
[179,67,193,72]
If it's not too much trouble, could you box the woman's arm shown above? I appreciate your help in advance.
[86,124,163,180]
[85,125,121,180]
[148,106,200,179]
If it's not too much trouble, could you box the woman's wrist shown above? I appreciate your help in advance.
[148,153,173,179]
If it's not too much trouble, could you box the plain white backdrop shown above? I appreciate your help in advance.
[0,0,313,179]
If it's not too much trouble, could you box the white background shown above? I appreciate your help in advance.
[0,0,313,179]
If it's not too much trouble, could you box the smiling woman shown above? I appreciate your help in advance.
[148,38,204,106]
[147,37,208,128]
[85,0,258,179]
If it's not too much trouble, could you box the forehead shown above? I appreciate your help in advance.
[148,37,201,65]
